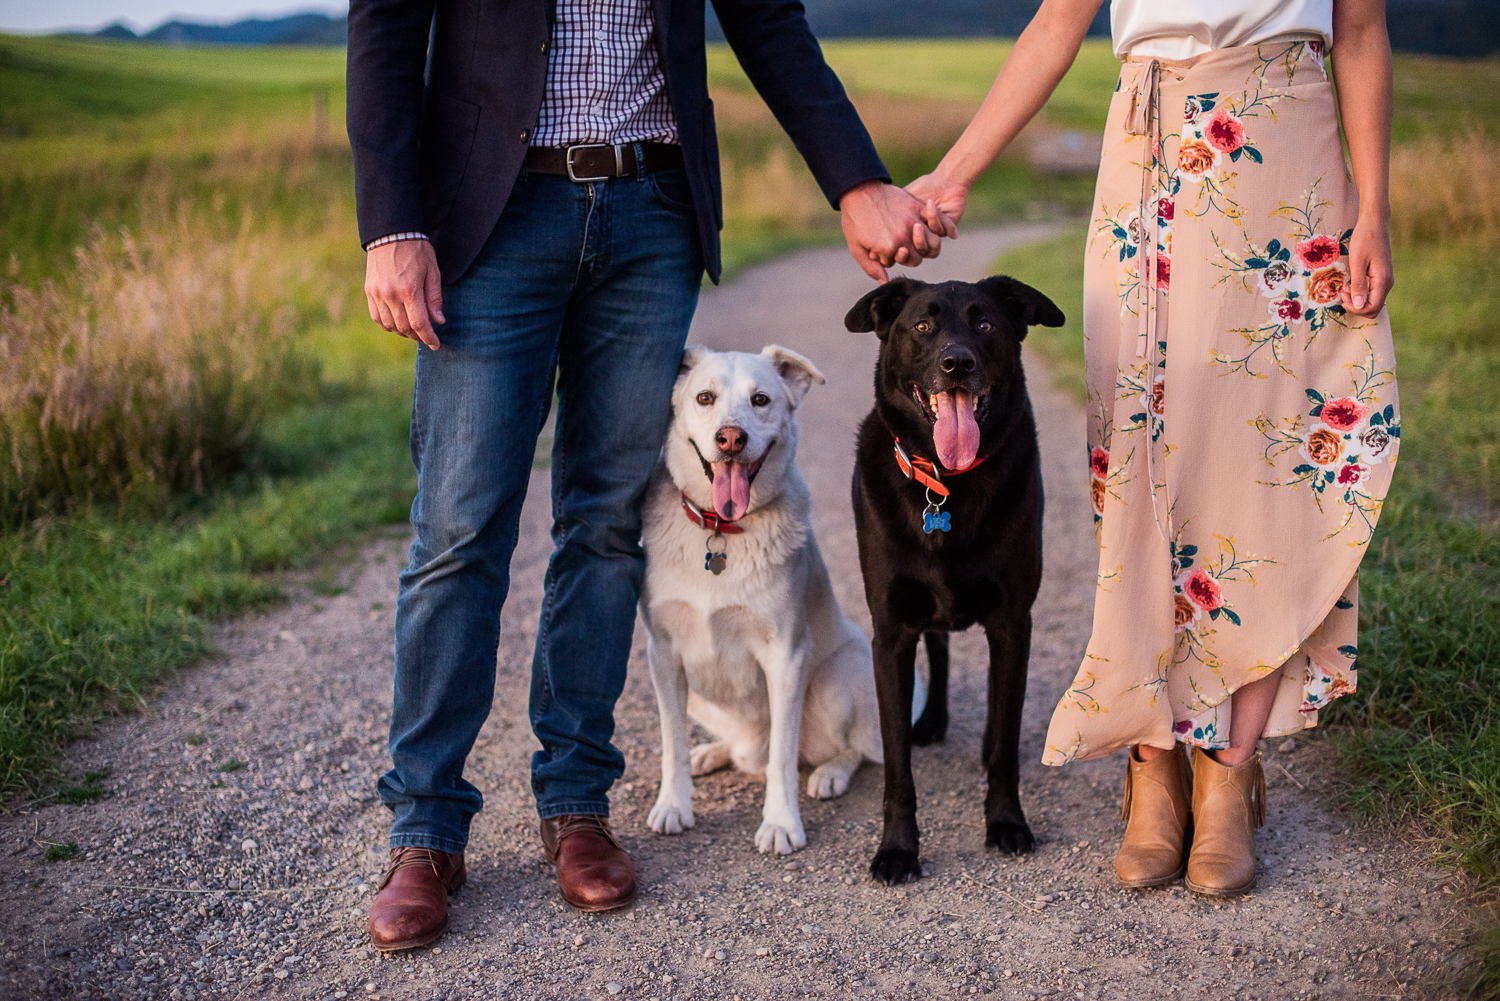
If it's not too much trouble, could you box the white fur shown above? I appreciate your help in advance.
[640,345,887,854]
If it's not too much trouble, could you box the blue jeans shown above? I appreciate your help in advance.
[378,167,703,853]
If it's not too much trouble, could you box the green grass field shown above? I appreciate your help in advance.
[2,30,1498,995]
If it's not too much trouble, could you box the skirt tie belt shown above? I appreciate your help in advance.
[1125,58,1173,543]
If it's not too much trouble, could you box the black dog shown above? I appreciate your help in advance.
[845,275,1064,885]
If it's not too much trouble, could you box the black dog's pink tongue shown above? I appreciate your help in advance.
[933,389,979,471]
[711,461,750,521]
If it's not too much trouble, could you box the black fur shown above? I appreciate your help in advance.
[845,275,1064,885]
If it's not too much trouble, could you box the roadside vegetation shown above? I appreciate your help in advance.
[1000,99,1500,1000]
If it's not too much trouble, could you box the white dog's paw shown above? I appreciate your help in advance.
[806,763,853,800]
[647,798,695,835]
[754,818,806,855]
[689,741,733,777]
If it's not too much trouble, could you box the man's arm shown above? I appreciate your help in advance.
[710,0,938,281]
[348,0,446,346]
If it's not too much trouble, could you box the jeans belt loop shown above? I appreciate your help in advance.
[634,142,646,181]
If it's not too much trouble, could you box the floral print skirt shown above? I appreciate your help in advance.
[1042,41,1399,765]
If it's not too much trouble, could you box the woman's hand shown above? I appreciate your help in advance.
[1342,216,1394,317]
[906,170,967,246]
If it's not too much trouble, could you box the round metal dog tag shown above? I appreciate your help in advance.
[704,531,729,574]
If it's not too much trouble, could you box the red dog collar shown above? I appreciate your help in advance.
[892,437,986,497]
[681,494,744,534]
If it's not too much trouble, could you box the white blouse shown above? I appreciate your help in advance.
[1110,0,1333,60]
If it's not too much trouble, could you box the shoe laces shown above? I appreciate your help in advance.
[378,846,447,890]
[544,814,622,860]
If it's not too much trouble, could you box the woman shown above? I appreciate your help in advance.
[905,0,1398,895]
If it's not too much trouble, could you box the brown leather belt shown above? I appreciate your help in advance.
[525,142,684,182]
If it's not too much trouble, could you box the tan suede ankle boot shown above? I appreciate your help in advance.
[1114,743,1192,888]
[1184,746,1266,897]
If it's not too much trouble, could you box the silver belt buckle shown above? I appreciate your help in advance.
[566,143,616,183]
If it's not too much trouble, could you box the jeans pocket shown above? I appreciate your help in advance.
[647,168,696,215]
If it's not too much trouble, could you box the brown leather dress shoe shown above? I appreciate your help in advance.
[368,847,466,951]
[540,815,637,912]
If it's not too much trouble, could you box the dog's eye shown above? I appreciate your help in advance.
[695,391,715,406]
[977,319,993,332]
[751,392,771,407]
[914,320,932,333]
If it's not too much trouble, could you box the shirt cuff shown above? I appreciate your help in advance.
[363,231,429,251]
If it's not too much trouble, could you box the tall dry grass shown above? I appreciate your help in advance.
[1391,129,1500,245]
[0,209,320,527]
[712,88,979,234]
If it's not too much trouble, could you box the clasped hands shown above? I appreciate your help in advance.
[838,174,963,284]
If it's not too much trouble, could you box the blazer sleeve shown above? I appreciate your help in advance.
[347,0,438,246]
[710,0,890,208]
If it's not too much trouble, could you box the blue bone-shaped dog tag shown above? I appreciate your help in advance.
[923,510,951,534]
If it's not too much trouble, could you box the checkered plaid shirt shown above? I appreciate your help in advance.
[531,0,678,147]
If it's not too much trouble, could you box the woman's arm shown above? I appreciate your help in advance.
[1330,0,1395,317]
[908,0,1105,236]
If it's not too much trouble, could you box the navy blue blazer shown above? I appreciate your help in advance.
[347,0,891,283]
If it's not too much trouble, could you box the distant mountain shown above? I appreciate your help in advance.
[84,0,1499,56]
[91,11,345,45]
[92,22,139,40]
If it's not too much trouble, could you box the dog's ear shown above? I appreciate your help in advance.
[679,344,711,375]
[761,344,826,409]
[976,276,1066,339]
[844,278,921,339]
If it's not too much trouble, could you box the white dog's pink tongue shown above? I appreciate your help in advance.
[933,389,979,471]
[711,461,750,521]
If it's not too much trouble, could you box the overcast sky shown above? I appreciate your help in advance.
[2,0,347,34]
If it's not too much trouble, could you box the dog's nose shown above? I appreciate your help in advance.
[715,426,747,455]
[938,346,976,375]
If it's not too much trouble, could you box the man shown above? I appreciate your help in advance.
[348,0,941,949]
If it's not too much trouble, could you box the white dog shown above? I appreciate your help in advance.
[640,344,896,855]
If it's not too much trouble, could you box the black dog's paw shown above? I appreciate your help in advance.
[910,708,948,746]
[869,847,923,886]
[985,819,1035,856]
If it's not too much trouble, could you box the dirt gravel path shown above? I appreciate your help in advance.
[0,227,1466,1001]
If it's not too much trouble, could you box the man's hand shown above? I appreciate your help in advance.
[840,180,946,283]
[365,238,445,349]
[1341,216,1394,318]
[906,169,967,238]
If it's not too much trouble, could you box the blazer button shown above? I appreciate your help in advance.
[519,128,531,143]
[540,40,549,53]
